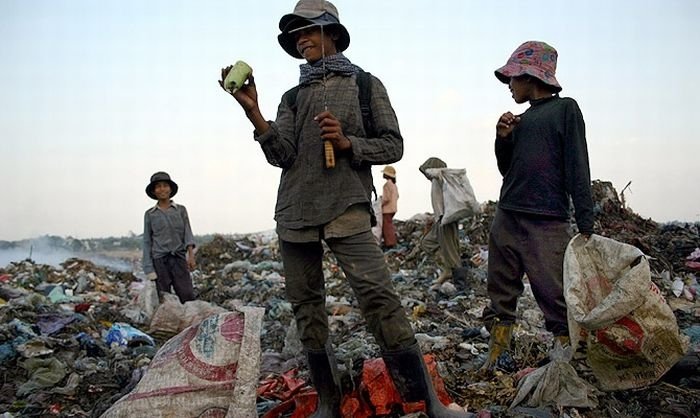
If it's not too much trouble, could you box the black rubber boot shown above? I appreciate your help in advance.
[382,342,476,418]
[306,345,342,418]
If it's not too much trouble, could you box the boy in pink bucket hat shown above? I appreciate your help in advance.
[219,1,474,416]
[481,41,595,369]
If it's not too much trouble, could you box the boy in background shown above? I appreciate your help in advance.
[142,171,196,304]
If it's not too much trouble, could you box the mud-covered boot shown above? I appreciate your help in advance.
[481,321,513,370]
[306,345,341,418]
[382,342,475,418]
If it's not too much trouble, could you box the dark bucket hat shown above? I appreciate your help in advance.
[146,171,178,200]
[419,157,447,179]
[277,0,350,59]
[495,41,562,92]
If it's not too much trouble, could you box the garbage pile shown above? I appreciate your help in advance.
[0,259,150,417]
[1,180,699,417]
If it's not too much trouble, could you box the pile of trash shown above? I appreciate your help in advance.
[0,259,149,417]
[1,180,699,417]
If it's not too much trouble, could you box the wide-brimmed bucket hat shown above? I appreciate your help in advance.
[382,165,396,179]
[146,171,178,200]
[495,41,562,92]
[278,0,350,59]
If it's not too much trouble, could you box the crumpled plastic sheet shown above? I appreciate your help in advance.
[36,313,78,335]
[510,343,598,409]
[17,357,67,397]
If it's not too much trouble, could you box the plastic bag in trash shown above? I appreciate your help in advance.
[105,323,155,347]
[510,341,598,409]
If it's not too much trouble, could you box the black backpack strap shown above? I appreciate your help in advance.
[356,71,375,138]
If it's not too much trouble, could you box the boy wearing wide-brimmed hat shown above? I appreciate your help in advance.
[219,1,473,417]
[142,171,196,304]
[482,41,594,368]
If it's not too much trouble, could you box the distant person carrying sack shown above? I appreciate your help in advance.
[218,1,473,417]
[419,157,461,286]
[142,172,196,304]
[381,165,398,249]
[481,41,595,369]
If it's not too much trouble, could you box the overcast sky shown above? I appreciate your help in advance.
[1,0,698,241]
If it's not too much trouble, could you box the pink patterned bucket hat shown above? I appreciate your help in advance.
[495,41,562,92]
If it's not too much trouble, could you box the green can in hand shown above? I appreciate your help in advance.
[224,60,253,94]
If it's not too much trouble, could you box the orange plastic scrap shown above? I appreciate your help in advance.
[423,354,456,406]
[362,357,407,415]
[340,396,374,418]
[360,354,454,415]
[263,355,456,418]
[262,391,371,418]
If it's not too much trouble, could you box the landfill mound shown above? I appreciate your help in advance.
[1,180,699,417]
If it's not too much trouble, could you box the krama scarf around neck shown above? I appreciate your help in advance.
[298,53,361,86]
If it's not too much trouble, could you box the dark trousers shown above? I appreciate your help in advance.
[153,254,195,303]
[420,219,461,271]
[483,208,572,336]
[382,213,397,247]
[280,230,415,351]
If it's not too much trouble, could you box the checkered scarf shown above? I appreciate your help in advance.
[298,53,361,86]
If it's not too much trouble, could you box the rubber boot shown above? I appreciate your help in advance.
[481,322,513,370]
[382,342,475,418]
[306,345,341,418]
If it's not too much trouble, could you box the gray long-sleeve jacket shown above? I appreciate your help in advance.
[255,72,403,237]
[142,202,195,274]
[495,95,594,234]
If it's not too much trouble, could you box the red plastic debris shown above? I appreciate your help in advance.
[257,369,307,400]
[260,354,457,418]
[49,403,62,414]
[361,354,452,415]
[74,303,91,313]
[362,357,414,415]
[340,396,373,418]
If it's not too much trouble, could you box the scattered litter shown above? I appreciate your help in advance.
[0,180,698,417]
